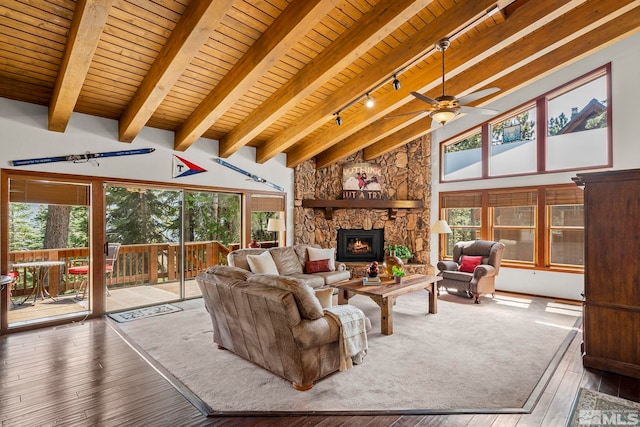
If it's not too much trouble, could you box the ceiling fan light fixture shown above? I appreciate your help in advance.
[430,108,458,125]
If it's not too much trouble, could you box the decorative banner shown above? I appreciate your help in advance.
[172,155,207,178]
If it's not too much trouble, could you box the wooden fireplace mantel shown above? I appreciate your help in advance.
[300,199,424,220]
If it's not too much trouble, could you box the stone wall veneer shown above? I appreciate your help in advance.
[294,135,432,267]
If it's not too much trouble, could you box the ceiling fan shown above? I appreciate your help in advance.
[398,37,500,127]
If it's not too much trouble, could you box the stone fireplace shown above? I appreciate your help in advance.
[293,135,433,274]
[336,229,384,262]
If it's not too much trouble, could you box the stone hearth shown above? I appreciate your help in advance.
[293,135,433,274]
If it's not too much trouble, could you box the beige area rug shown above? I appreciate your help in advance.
[112,292,581,415]
[567,388,640,426]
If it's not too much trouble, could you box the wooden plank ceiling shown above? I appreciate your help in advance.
[1,0,638,169]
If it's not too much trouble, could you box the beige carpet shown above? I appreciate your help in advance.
[113,292,581,415]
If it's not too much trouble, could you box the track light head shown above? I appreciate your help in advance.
[392,76,401,91]
[365,93,374,108]
[335,113,342,126]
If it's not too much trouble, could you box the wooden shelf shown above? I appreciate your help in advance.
[301,199,423,219]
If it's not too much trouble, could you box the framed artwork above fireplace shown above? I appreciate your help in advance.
[337,229,385,262]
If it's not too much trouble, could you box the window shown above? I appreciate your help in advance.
[546,71,608,171]
[490,107,537,176]
[440,65,611,182]
[439,185,583,271]
[441,193,482,258]
[489,190,537,263]
[442,131,482,181]
[545,187,584,267]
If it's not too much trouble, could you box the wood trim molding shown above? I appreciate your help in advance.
[301,199,423,220]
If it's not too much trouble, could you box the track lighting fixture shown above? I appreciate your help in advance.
[335,112,342,126]
[392,75,401,90]
[365,93,374,108]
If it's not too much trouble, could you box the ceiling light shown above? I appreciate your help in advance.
[365,94,374,108]
[430,108,458,125]
[335,112,343,126]
[392,76,401,90]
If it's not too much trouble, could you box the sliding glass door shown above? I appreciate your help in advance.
[104,185,182,312]
[104,185,241,312]
[183,190,241,298]
[7,176,91,327]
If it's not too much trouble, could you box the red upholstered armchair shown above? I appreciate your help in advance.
[436,239,505,304]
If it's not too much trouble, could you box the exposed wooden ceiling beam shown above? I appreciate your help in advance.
[363,1,640,161]
[314,0,588,168]
[277,0,499,168]
[173,0,338,152]
[118,0,233,143]
[215,0,432,160]
[48,0,114,132]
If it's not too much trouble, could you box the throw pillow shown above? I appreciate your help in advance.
[307,247,336,271]
[314,288,334,309]
[246,251,279,275]
[305,259,331,274]
[247,275,324,319]
[459,255,483,273]
[269,246,303,275]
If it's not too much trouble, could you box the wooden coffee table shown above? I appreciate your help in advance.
[334,274,441,335]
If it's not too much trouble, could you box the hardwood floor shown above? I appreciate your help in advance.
[1,312,639,426]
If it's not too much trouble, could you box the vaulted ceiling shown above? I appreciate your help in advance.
[1,0,638,169]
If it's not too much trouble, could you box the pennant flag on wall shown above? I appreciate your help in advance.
[172,155,207,178]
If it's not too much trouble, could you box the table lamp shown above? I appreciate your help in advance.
[267,218,286,247]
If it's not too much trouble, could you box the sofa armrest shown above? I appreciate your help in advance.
[292,316,339,350]
[336,262,347,271]
[474,264,497,279]
[437,260,459,272]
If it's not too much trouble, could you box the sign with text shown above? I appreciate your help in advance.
[341,162,382,200]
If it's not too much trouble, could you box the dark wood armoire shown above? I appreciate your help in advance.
[574,168,640,379]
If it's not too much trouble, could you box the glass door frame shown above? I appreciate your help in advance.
[1,170,285,334]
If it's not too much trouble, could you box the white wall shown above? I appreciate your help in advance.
[430,32,640,300]
[0,98,295,245]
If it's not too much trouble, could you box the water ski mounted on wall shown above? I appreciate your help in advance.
[9,148,155,166]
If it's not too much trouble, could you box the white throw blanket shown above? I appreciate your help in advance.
[324,305,368,371]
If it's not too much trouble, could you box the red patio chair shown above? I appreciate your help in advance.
[70,243,120,300]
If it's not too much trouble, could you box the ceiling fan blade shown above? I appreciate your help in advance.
[385,110,429,119]
[457,87,500,105]
[460,105,498,115]
[410,91,438,106]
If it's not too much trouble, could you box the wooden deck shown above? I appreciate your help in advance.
[7,280,201,326]
[1,295,639,426]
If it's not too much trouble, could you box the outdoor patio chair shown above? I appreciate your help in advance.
[70,243,121,300]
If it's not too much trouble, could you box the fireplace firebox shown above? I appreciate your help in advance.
[337,229,384,262]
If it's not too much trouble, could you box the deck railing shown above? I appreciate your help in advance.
[8,241,232,297]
